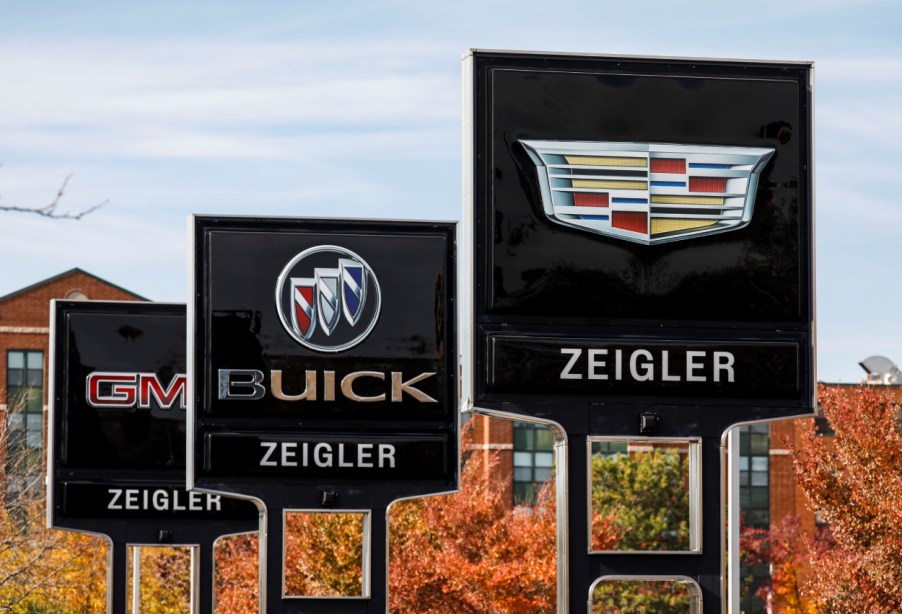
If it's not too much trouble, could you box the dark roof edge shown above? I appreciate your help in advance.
[0,268,147,303]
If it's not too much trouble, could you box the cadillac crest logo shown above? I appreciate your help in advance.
[275,246,381,352]
[521,140,774,245]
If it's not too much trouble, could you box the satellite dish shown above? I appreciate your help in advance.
[859,355,902,385]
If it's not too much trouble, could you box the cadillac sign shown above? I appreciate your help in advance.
[464,51,815,423]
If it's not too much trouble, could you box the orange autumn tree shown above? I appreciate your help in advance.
[213,424,558,613]
[741,514,821,613]
[132,547,193,613]
[285,511,365,597]
[0,391,108,612]
[793,384,902,612]
[216,424,710,612]
[388,433,557,613]
[215,532,259,612]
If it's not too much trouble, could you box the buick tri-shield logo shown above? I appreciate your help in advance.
[521,140,774,245]
[275,246,381,352]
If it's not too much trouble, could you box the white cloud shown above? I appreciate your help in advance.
[818,58,902,84]
[0,15,900,347]
[818,104,902,153]
[0,39,459,175]
[0,39,456,126]
[1,210,180,263]
[0,208,185,300]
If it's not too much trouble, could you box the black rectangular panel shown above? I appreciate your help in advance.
[191,217,458,501]
[60,310,186,471]
[484,67,806,325]
[61,482,256,521]
[203,230,451,422]
[49,301,259,533]
[467,51,814,420]
[486,335,800,405]
[203,433,449,480]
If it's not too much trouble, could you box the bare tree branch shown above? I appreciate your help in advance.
[0,173,107,220]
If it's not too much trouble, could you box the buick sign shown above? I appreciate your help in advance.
[189,216,458,500]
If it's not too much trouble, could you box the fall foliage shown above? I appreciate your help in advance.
[735,385,902,613]
[211,424,559,613]
[792,384,902,613]
[285,511,365,597]
[741,514,821,613]
[591,578,699,614]
[129,547,193,613]
[214,532,258,612]
[0,392,108,612]
[2,412,718,612]
[590,443,690,552]
[388,438,557,613]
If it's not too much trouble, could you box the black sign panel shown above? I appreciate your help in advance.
[190,217,458,504]
[48,301,258,536]
[57,310,185,472]
[204,434,449,480]
[61,483,254,520]
[487,335,800,403]
[466,51,814,419]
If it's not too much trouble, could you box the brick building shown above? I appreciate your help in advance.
[0,269,143,493]
[768,418,817,536]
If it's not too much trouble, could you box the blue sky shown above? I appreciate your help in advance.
[0,1,900,383]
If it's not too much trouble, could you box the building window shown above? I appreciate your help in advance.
[5,350,45,497]
[739,423,770,529]
[592,440,629,458]
[6,350,44,450]
[512,422,555,504]
[814,416,834,436]
[739,423,770,614]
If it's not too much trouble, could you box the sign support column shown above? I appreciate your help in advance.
[464,49,814,612]
[47,301,260,614]
[189,216,458,613]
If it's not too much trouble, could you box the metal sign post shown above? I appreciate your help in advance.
[132,546,141,614]
[188,216,458,613]
[463,50,814,612]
